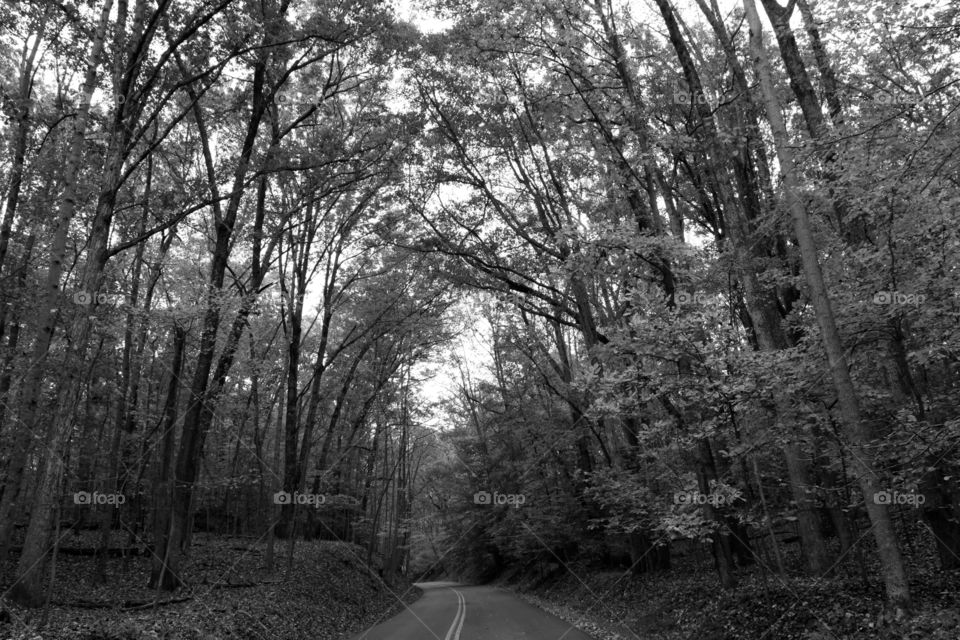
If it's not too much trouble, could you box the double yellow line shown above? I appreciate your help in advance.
[444,589,466,640]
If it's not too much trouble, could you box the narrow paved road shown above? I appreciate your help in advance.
[350,581,595,640]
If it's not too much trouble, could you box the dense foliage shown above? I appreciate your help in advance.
[0,0,957,636]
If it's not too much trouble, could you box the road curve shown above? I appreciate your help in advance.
[350,581,595,640]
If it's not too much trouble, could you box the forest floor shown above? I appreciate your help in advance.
[0,533,419,640]
[508,529,960,640]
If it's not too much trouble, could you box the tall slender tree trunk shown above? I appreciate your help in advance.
[726,207,833,575]
[0,13,46,278]
[149,324,186,589]
[0,235,34,443]
[156,44,273,589]
[744,0,910,610]
[795,0,844,124]
[656,0,833,577]
[265,370,287,573]
[4,0,115,604]
[278,242,305,540]
[694,438,737,588]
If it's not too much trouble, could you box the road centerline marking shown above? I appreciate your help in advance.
[444,589,466,640]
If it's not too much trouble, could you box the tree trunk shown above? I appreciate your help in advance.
[744,0,910,610]
[148,324,186,590]
[782,442,831,575]
[0,235,34,444]
[657,0,833,583]
[278,239,305,540]
[5,0,115,605]
[157,46,272,589]
[752,457,787,576]
[266,370,287,573]
[795,0,844,124]
[0,13,46,277]
[695,438,737,588]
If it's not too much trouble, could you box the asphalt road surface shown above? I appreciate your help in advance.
[350,581,595,640]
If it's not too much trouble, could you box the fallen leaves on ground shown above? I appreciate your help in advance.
[506,544,960,640]
[0,534,421,640]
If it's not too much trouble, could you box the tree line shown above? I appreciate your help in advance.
[0,0,957,618]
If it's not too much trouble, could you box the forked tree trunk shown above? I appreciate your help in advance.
[155,44,273,589]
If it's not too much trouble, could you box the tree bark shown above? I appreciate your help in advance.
[744,0,910,610]
[795,0,844,124]
[0,235,34,444]
[5,0,115,605]
[0,13,46,278]
[148,324,187,590]
[156,38,274,588]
